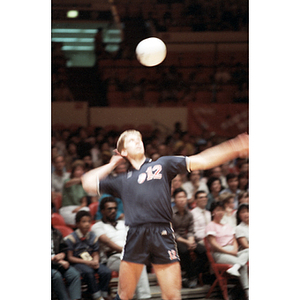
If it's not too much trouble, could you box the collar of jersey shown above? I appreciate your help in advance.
[128,158,152,171]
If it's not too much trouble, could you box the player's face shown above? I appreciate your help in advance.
[122,133,144,157]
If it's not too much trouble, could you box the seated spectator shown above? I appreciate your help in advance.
[220,192,237,228]
[191,190,211,244]
[182,170,209,209]
[220,173,241,209]
[59,160,90,225]
[205,201,249,299]
[210,166,227,190]
[51,155,70,198]
[235,203,249,250]
[65,141,80,172]
[95,194,124,221]
[91,197,151,299]
[206,177,222,210]
[171,174,184,205]
[172,188,205,288]
[238,171,249,192]
[238,191,249,205]
[65,211,113,300]
[220,162,231,188]
[51,226,81,300]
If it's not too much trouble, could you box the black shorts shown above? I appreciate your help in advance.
[121,223,180,265]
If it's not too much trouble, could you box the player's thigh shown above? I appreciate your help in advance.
[152,262,182,300]
[118,260,145,299]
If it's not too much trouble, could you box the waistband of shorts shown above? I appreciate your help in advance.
[129,222,171,228]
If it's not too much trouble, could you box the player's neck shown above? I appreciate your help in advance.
[128,155,146,170]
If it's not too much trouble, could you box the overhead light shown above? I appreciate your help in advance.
[52,37,94,43]
[67,10,79,18]
[62,45,94,51]
[51,29,98,34]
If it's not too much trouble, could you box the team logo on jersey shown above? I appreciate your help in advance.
[137,165,163,184]
[137,173,147,184]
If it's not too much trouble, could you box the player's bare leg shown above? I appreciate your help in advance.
[117,261,144,300]
[152,262,182,300]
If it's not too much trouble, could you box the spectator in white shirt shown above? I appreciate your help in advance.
[191,190,211,244]
[51,155,70,197]
[182,170,209,209]
[91,196,151,299]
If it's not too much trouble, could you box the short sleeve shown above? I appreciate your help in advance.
[99,174,123,198]
[205,222,216,237]
[91,222,106,239]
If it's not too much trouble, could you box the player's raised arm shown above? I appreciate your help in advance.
[188,133,249,171]
[81,152,125,195]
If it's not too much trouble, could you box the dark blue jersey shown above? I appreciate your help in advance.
[99,156,188,227]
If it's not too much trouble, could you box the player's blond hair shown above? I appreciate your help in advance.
[116,130,142,153]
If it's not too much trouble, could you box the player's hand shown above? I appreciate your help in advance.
[110,149,126,166]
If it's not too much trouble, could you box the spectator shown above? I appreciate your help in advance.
[219,192,237,228]
[171,174,184,205]
[92,197,151,299]
[235,203,249,250]
[59,160,90,226]
[205,201,249,299]
[65,141,79,172]
[220,173,241,209]
[220,162,231,188]
[238,171,249,192]
[238,191,249,205]
[51,226,81,300]
[51,155,70,197]
[206,177,222,210]
[95,194,124,222]
[65,211,113,300]
[191,190,211,243]
[83,153,94,172]
[52,145,59,173]
[172,188,204,288]
[182,170,209,209]
[210,166,227,190]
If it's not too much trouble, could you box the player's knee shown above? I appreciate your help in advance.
[162,289,181,300]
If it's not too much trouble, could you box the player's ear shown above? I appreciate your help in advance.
[121,149,127,157]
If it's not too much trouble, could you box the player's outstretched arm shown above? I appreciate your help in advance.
[188,133,249,171]
[81,153,125,195]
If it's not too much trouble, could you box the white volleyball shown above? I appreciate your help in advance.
[135,37,167,67]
